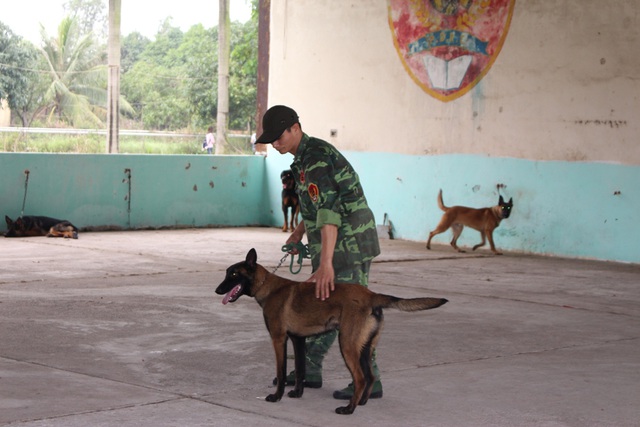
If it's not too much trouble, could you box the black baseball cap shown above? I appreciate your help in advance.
[256,105,299,143]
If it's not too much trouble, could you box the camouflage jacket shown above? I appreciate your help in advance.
[290,134,380,274]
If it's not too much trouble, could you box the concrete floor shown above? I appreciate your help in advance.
[1,228,638,427]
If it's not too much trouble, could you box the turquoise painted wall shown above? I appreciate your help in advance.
[262,147,640,264]
[1,154,270,230]
[2,152,638,264]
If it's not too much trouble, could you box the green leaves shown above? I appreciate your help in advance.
[38,16,108,127]
[121,18,258,131]
[1,0,258,132]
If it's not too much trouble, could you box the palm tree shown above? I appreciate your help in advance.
[39,16,120,127]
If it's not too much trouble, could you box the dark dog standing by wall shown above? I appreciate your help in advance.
[280,169,300,232]
[216,248,448,415]
[426,190,513,255]
[4,215,79,239]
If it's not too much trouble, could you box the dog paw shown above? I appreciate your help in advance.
[287,389,303,398]
[265,393,281,402]
[335,405,355,415]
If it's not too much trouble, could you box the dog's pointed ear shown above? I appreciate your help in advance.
[499,195,505,204]
[5,216,12,226]
[509,197,513,204]
[246,248,257,268]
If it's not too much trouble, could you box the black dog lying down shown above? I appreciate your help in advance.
[5,215,79,239]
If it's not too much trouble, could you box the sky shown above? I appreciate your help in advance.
[2,0,253,43]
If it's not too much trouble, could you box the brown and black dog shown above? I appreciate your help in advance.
[426,190,512,255]
[4,215,79,239]
[280,169,299,232]
[215,248,447,415]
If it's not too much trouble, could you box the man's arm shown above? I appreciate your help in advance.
[308,224,337,300]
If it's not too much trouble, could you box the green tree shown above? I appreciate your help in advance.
[181,25,218,129]
[180,20,257,130]
[39,16,111,127]
[229,18,257,130]
[0,23,43,125]
[118,7,258,133]
[121,31,150,73]
[121,60,190,130]
[119,19,191,130]
[141,18,184,67]
[64,0,108,41]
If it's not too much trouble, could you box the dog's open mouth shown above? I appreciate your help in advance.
[222,284,243,305]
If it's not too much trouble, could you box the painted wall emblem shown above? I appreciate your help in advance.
[388,0,516,102]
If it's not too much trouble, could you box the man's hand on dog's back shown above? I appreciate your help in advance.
[307,263,335,301]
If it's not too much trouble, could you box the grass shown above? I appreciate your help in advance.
[0,132,254,155]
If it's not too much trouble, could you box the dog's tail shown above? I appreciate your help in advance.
[374,294,448,312]
[437,189,448,211]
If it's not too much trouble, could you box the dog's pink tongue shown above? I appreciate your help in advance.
[222,284,242,305]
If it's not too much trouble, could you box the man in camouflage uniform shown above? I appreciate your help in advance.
[256,105,383,400]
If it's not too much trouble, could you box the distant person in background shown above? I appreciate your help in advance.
[204,126,215,154]
[250,132,257,154]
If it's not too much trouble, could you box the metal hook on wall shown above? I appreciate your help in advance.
[124,168,132,228]
[21,169,31,217]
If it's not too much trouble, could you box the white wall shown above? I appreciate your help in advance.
[267,0,639,164]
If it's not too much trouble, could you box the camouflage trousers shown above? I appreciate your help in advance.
[304,261,380,380]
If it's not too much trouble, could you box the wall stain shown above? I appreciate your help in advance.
[574,119,627,128]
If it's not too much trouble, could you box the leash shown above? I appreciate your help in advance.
[271,252,290,275]
[254,252,289,292]
[280,242,311,274]
[255,243,310,294]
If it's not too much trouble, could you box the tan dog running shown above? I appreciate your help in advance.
[426,189,513,255]
[215,248,448,415]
